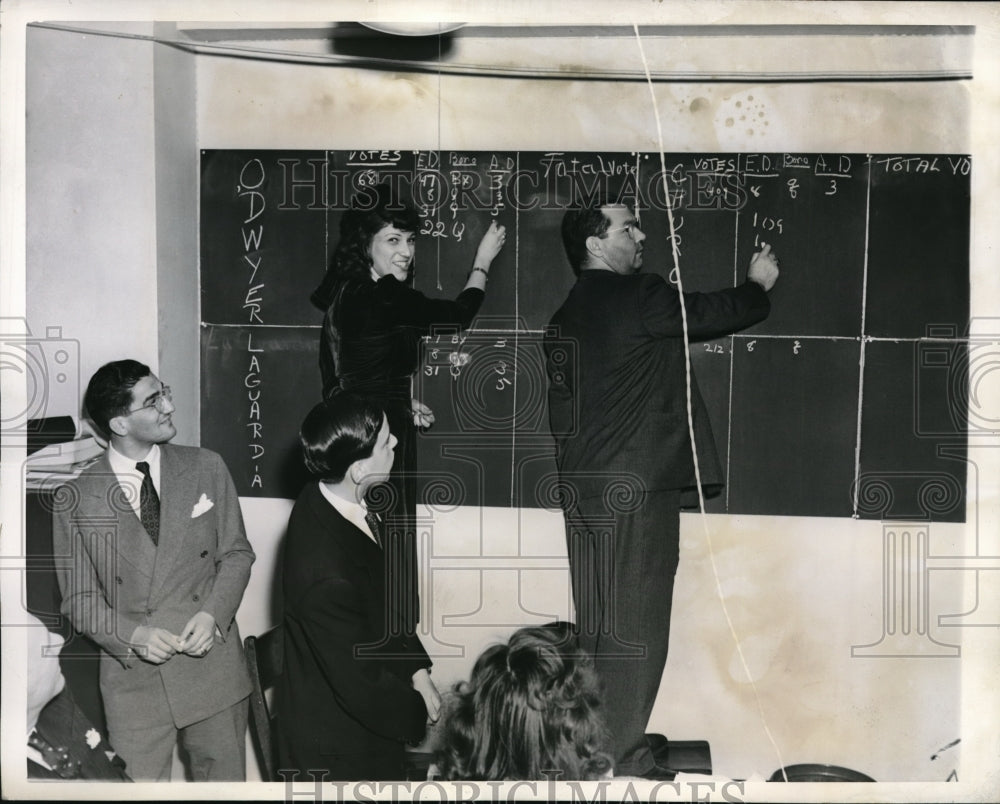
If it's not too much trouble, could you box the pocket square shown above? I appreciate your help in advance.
[191,494,214,518]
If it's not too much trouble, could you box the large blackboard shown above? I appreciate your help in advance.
[200,150,970,521]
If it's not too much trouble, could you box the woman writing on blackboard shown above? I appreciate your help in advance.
[309,183,506,633]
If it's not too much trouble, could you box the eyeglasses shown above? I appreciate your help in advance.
[127,385,172,414]
[604,222,640,241]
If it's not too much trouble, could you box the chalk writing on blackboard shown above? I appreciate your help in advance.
[200,150,970,521]
[238,158,266,325]
[245,333,265,490]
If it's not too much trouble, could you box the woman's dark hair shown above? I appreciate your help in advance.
[299,394,384,483]
[83,359,152,438]
[435,622,612,781]
[310,183,421,310]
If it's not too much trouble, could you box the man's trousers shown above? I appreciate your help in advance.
[564,488,680,777]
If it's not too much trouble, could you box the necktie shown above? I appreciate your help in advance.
[364,509,383,549]
[136,461,160,546]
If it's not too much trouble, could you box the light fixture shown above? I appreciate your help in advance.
[358,22,465,36]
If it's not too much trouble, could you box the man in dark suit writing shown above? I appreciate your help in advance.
[545,198,779,778]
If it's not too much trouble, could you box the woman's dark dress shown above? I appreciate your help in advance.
[319,274,484,631]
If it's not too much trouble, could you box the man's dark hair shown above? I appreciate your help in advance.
[561,200,614,277]
[299,394,384,483]
[83,359,151,439]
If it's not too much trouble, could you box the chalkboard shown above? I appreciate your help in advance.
[200,150,970,521]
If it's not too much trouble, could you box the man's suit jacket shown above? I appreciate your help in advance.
[52,444,255,730]
[276,482,430,780]
[28,685,131,780]
[546,270,771,505]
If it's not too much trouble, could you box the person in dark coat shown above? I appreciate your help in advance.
[276,394,441,781]
[25,614,131,781]
[545,198,780,778]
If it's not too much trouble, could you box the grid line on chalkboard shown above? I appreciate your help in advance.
[732,333,860,342]
[851,155,874,519]
[724,159,744,513]
[202,323,324,329]
[436,38,443,295]
[196,324,963,343]
[323,152,330,369]
[510,152,522,509]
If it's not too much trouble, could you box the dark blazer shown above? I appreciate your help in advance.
[276,482,431,781]
[52,445,255,731]
[546,270,770,505]
[28,685,131,781]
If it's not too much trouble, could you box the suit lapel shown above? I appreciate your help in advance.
[79,455,156,581]
[148,445,197,602]
[307,484,381,572]
[308,486,403,632]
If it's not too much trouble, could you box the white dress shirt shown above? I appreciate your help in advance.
[107,443,161,517]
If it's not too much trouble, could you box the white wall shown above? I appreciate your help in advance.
[26,24,159,421]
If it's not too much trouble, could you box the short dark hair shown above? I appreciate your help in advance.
[83,359,151,438]
[435,622,613,781]
[561,184,641,276]
[561,203,613,276]
[299,394,384,483]
[310,183,422,310]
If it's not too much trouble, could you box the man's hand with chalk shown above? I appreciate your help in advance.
[749,241,781,291]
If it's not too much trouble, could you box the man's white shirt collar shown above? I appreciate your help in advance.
[107,443,161,515]
[318,482,378,544]
[26,730,50,770]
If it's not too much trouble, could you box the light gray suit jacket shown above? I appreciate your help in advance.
[52,444,255,729]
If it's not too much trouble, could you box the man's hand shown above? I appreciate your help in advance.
[411,667,442,723]
[129,625,182,664]
[748,241,780,291]
[178,611,216,657]
[411,398,435,429]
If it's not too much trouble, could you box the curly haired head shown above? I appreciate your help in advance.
[310,182,421,310]
[435,623,612,781]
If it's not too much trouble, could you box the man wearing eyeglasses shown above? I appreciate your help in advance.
[545,199,779,779]
[51,359,255,781]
